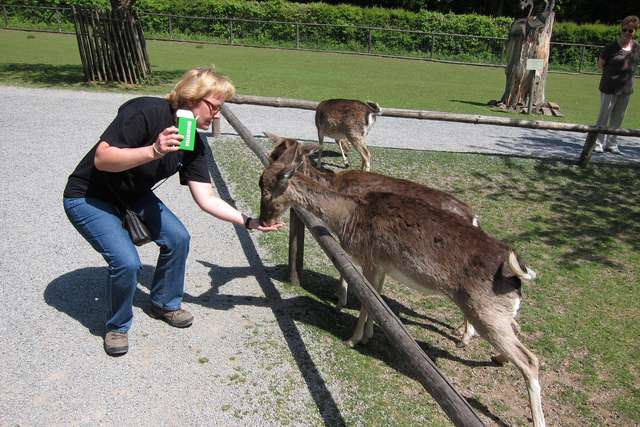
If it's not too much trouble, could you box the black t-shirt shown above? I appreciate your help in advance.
[63,96,211,204]
[599,41,640,95]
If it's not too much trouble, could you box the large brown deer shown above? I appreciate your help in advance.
[265,133,480,347]
[315,98,382,171]
[258,146,544,427]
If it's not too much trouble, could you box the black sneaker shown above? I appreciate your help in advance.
[148,304,194,328]
[104,331,128,356]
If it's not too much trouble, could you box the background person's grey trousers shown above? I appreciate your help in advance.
[596,91,631,148]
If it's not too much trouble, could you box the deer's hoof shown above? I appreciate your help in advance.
[491,354,509,366]
[344,339,357,348]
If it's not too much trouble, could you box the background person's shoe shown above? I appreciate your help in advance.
[606,144,622,155]
[594,142,604,153]
[104,331,128,356]
[148,304,194,328]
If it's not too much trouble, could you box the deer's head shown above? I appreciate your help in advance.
[259,143,304,226]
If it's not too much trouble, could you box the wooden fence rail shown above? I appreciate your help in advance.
[220,104,486,427]
[228,94,640,167]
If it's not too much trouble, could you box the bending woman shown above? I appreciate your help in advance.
[63,67,284,356]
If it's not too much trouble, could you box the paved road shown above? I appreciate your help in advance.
[1,85,638,426]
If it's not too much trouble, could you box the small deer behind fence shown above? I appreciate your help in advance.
[315,98,382,171]
[258,143,545,427]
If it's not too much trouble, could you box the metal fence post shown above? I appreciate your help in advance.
[578,44,585,73]
[296,22,300,49]
[229,19,233,44]
[55,9,61,32]
[368,28,372,54]
[3,5,8,28]
[430,33,435,58]
[168,15,173,40]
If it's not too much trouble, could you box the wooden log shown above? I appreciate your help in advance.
[220,104,269,165]
[119,9,140,84]
[112,10,138,84]
[71,7,90,82]
[78,10,97,81]
[223,102,486,427]
[578,131,599,167]
[287,208,305,286]
[103,10,124,83]
[228,94,640,137]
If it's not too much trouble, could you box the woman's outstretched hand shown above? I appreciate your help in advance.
[250,218,285,232]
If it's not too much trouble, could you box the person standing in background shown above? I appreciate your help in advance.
[594,15,639,154]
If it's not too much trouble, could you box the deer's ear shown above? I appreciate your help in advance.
[263,131,283,144]
[301,143,320,157]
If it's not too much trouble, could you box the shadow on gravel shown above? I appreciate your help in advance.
[202,144,347,427]
[43,265,157,336]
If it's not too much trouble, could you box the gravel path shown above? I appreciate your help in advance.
[1,85,638,426]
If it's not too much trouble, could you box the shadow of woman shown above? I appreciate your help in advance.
[44,265,156,336]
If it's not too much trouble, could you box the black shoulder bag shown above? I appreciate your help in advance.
[106,176,169,246]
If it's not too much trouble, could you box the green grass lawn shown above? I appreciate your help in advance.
[212,137,640,426]
[1,28,639,128]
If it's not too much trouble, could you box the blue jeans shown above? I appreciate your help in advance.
[63,192,190,333]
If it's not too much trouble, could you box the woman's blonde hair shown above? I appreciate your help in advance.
[166,66,236,110]
[621,15,640,30]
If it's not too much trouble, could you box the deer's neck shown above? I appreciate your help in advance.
[305,164,337,188]
[290,174,357,232]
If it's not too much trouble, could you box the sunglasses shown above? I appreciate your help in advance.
[622,28,635,33]
[201,98,222,114]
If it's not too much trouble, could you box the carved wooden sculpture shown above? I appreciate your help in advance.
[491,0,562,116]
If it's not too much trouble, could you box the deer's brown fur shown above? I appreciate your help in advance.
[315,99,382,171]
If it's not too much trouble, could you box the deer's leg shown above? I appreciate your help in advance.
[362,271,385,344]
[483,318,545,427]
[337,138,350,168]
[345,265,384,347]
[350,136,371,171]
[456,318,476,348]
[335,276,348,310]
[316,133,324,168]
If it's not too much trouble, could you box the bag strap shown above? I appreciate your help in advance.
[103,174,170,211]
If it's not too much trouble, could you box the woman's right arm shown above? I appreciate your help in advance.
[597,57,606,70]
[94,126,182,172]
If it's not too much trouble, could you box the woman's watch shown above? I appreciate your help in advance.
[244,216,253,230]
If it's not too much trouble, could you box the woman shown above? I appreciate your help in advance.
[63,67,284,356]
[594,15,640,154]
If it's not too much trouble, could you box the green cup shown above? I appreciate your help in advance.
[176,109,197,151]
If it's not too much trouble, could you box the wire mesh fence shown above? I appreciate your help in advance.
[1,4,611,74]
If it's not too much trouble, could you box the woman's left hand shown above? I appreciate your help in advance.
[250,218,285,232]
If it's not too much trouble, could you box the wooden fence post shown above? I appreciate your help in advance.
[578,131,599,167]
[288,208,305,285]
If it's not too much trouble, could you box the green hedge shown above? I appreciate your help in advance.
[1,0,623,70]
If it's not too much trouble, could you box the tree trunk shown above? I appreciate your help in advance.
[72,6,150,85]
[493,0,561,116]
[501,14,553,107]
